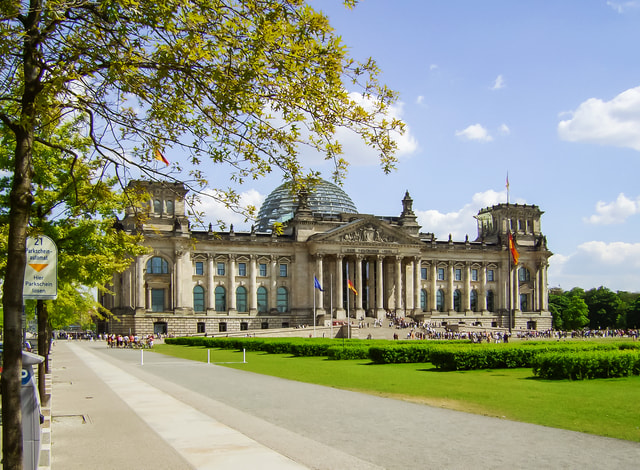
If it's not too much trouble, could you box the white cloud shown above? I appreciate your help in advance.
[499,123,510,135]
[328,93,419,165]
[558,86,640,151]
[429,64,438,71]
[549,241,640,291]
[491,74,505,90]
[607,1,640,13]
[455,123,493,142]
[415,189,512,240]
[194,188,265,231]
[416,95,425,105]
[584,193,640,224]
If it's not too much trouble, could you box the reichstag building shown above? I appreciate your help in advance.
[99,179,552,336]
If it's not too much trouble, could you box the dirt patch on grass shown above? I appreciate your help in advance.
[363,391,507,418]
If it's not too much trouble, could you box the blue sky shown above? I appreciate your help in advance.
[196,1,640,293]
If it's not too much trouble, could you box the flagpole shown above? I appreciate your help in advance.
[330,273,334,338]
[313,273,316,338]
[346,263,350,340]
[508,235,512,334]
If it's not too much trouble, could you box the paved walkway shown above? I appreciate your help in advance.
[51,340,640,469]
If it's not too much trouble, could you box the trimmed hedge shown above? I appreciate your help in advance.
[327,346,370,360]
[532,350,640,380]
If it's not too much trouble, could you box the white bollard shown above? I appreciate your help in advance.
[141,349,144,366]
[207,349,210,364]
[243,348,246,364]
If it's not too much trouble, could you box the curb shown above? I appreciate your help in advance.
[39,370,52,469]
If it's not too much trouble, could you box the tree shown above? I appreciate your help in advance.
[562,296,590,330]
[1,1,402,466]
[583,287,624,330]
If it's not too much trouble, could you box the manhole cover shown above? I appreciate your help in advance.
[52,414,92,426]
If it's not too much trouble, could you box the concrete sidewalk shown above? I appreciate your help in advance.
[51,340,306,469]
[49,340,640,470]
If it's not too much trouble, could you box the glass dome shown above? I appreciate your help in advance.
[256,179,358,232]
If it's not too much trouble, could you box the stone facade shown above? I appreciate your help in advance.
[99,181,553,336]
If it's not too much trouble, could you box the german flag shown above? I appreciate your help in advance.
[508,232,519,265]
[154,149,169,166]
[347,279,358,296]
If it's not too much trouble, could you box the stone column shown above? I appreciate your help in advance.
[448,262,454,312]
[250,255,258,314]
[514,266,521,312]
[376,255,385,319]
[395,256,403,315]
[544,262,549,311]
[174,251,183,310]
[316,254,325,311]
[136,256,145,311]
[464,262,471,312]
[335,254,345,319]
[207,255,215,311]
[430,264,437,311]
[413,257,421,315]
[228,254,236,312]
[355,254,364,318]
[480,264,487,312]
[270,256,278,313]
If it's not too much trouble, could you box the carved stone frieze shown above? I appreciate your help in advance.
[342,225,395,243]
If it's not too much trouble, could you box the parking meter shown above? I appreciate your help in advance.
[22,350,44,470]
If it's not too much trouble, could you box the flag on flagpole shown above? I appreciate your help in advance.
[508,232,519,265]
[506,173,510,191]
[314,276,324,291]
[347,279,358,296]
[154,149,170,166]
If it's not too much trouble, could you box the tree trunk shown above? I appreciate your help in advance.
[2,128,35,468]
[2,1,41,466]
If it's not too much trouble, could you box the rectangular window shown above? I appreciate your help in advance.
[420,267,428,280]
[259,263,267,276]
[218,322,227,332]
[437,268,445,281]
[455,269,462,281]
[197,322,205,333]
[279,263,288,277]
[217,262,225,276]
[487,269,494,282]
[238,262,247,276]
[151,289,164,312]
[195,261,204,275]
[471,269,478,281]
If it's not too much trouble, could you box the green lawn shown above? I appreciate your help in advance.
[153,343,640,442]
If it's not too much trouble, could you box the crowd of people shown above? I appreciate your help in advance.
[105,333,155,348]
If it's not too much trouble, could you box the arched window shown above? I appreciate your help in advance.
[420,289,428,312]
[470,290,478,312]
[147,257,168,274]
[154,199,162,214]
[215,286,226,312]
[236,286,248,313]
[453,289,462,312]
[277,287,289,313]
[520,293,528,311]
[519,267,531,282]
[166,200,174,215]
[193,286,205,312]
[436,289,445,312]
[486,290,494,312]
[257,286,268,313]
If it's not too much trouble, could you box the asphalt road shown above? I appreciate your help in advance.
[51,341,640,469]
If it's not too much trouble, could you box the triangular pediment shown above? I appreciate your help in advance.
[309,216,421,246]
